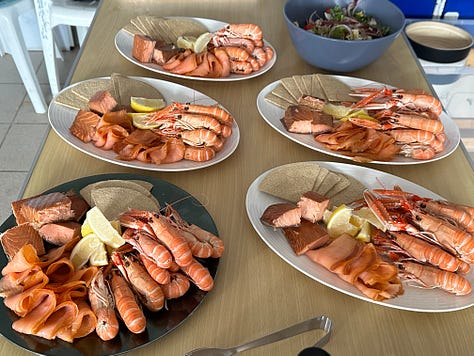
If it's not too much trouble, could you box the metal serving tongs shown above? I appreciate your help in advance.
[185,315,333,356]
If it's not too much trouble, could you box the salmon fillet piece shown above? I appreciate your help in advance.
[132,34,156,63]
[11,192,75,229]
[0,223,46,259]
[260,203,301,228]
[153,41,181,65]
[282,105,334,134]
[297,95,326,111]
[65,190,90,221]
[38,221,81,246]
[297,191,330,223]
[88,90,118,115]
[282,220,329,255]
[69,109,101,143]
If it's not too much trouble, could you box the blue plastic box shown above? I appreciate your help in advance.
[389,0,474,19]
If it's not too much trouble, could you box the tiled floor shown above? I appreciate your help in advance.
[0,49,77,223]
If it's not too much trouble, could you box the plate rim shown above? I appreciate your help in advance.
[48,76,240,172]
[245,161,474,313]
[114,16,277,82]
[256,75,461,165]
[0,172,220,355]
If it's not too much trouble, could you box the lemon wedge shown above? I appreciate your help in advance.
[129,113,161,130]
[355,220,372,242]
[322,103,354,118]
[353,207,386,232]
[86,206,125,248]
[110,220,122,235]
[70,234,104,270]
[326,204,359,238]
[176,35,197,50]
[193,32,213,53]
[130,97,166,113]
[81,219,94,237]
[339,109,376,122]
[89,240,109,266]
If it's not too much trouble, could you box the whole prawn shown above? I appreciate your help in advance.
[411,209,474,264]
[374,230,470,274]
[417,200,474,234]
[165,204,224,258]
[121,227,173,269]
[88,269,119,341]
[112,252,164,312]
[401,261,471,296]
[109,269,146,334]
[161,272,191,299]
[180,258,214,291]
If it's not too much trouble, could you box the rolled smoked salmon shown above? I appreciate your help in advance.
[306,234,403,301]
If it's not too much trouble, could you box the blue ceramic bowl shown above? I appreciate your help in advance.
[284,0,405,72]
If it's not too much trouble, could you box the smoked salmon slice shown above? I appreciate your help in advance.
[306,234,403,301]
[35,300,78,340]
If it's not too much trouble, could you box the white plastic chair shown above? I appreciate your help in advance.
[0,0,47,113]
[34,0,98,96]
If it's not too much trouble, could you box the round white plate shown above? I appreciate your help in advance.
[256,75,460,165]
[114,17,277,82]
[246,161,474,312]
[49,77,240,171]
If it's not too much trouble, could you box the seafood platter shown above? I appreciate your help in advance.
[246,161,474,312]
[115,16,276,81]
[0,173,222,355]
[257,74,460,164]
[49,73,240,172]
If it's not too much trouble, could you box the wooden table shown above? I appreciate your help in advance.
[2,1,474,355]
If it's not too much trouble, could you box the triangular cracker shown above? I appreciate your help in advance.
[259,162,323,203]
[317,74,355,102]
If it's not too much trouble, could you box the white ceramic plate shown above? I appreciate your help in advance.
[256,75,460,165]
[246,161,474,312]
[49,77,240,171]
[114,17,277,81]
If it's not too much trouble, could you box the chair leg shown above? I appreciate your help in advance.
[0,13,47,114]
[76,26,88,46]
[36,11,61,96]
